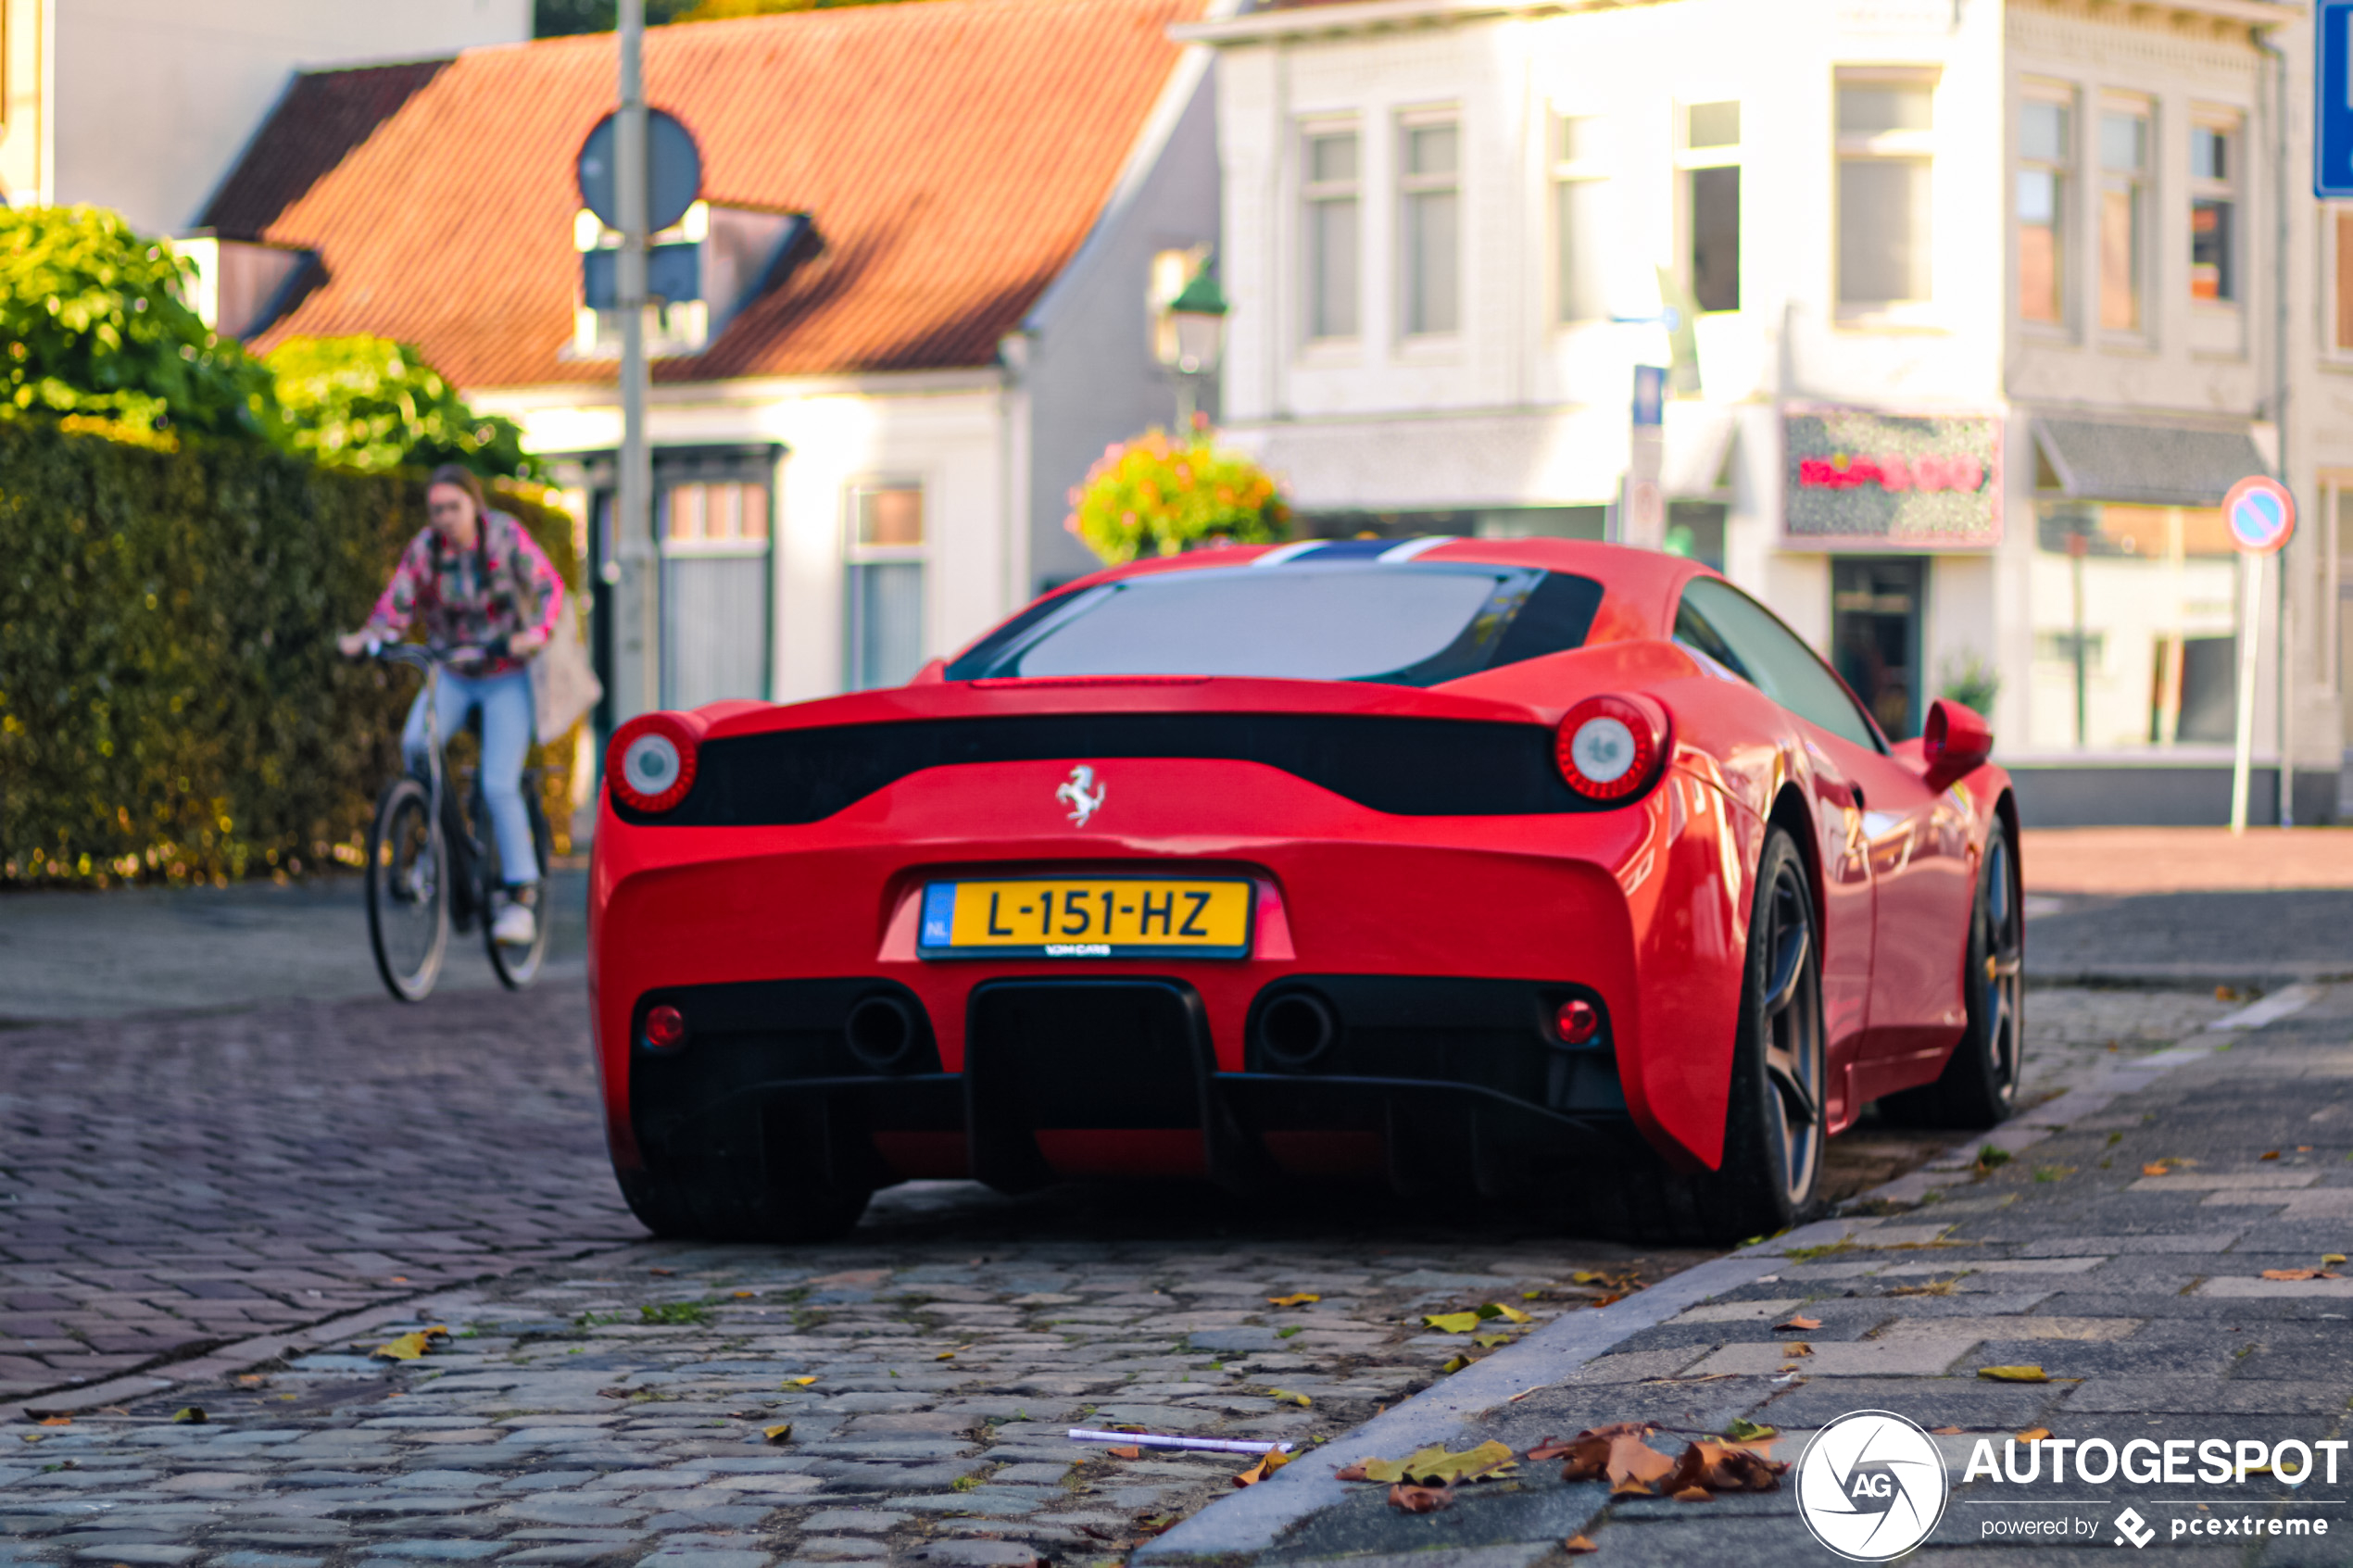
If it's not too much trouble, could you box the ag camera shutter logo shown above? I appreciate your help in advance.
[1795,1410,1951,1561]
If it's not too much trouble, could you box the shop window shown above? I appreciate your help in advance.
[661,480,771,709]
[1399,116,1460,336]
[2100,105,2150,332]
[846,483,926,691]
[1836,74,1937,314]
[2018,94,2070,327]
[1302,125,1360,343]
[1553,115,1611,324]
[1831,558,1925,740]
[1680,101,1741,314]
[2031,500,2239,751]
[2190,119,2238,305]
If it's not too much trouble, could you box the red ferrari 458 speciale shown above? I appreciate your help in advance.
[589,537,2020,1244]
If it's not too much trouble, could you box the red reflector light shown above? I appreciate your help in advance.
[1555,694,1669,802]
[608,714,699,813]
[1555,998,1601,1046]
[643,1004,687,1051]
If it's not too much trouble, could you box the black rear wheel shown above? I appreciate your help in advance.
[1882,818,2023,1128]
[366,778,448,1003]
[485,785,556,991]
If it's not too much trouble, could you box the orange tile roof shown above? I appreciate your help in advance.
[205,0,1203,390]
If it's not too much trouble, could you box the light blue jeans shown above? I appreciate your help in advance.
[402,668,539,887]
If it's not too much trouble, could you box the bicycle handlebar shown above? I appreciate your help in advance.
[352,638,505,670]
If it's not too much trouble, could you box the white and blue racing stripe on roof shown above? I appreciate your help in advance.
[1251,535,1454,567]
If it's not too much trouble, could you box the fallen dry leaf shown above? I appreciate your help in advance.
[1339,1441,1516,1486]
[236,1374,269,1388]
[1266,1293,1320,1308]
[785,1376,818,1387]
[1564,1537,1598,1556]
[1268,1388,1312,1407]
[2261,1150,2282,1160]
[1931,1426,1965,1436]
[2325,1254,2349,1266]
[1723,1418,1778,1442]
[1439,1355,1470,1374]
[1978,1365,2051,1383]
[1673,1486,1712,1502]
[1773,1315,1821,1332]
[1107,1446,1140,1461]
[762,1424,792,1444]
[170,1407,206,1424]
[2259,1268,2342,1281]
[371,1326,449,1362]
[648,1268,674,1276]
[1422,1311,1484,1334]
[1489,1302,1534,1324]
[1389,1483,1453,1513]
[1587,1293,1627,1310]
[1232,1449,1290,1487]
[1663,1438,1788,1496]
[2142,1163,2171,1177]
[2016,1427,2052,1444]
[733,1291,754,1299]
[1781,1342,1814,1358]
[1544,1424,1678,1494]
[1473,1334,1516,1348]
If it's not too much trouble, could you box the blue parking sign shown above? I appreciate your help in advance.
[2321,2,2353,196]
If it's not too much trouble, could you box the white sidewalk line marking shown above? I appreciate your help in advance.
[2208,983,2319,1031]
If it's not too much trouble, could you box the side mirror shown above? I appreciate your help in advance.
[1919,697,1993,792]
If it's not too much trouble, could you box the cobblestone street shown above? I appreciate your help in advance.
[0,917,2249,1568]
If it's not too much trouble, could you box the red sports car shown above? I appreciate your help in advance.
[589,538,2020,1244]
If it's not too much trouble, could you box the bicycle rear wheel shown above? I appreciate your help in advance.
[368,777,449,1002]
[485,787,556,990]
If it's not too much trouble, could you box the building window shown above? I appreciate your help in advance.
[2333,208,2353,355]
[1399,116,1459,336]
[665,482,770,549]
[1681,101,1741,314]
[2099,104,2150,332]
[1553,115,1610,324]
[845,483,925,691]
[2017,94,2070,327]
[2030,500,2242,751]
[1836,74,1936,313]
[2190,118,2238,304]
[1302,126,1360,342]
[660,479,772,709]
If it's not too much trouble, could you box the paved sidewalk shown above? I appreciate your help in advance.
[1143,987,2353,1566]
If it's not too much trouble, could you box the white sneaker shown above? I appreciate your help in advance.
[492,900,537,946]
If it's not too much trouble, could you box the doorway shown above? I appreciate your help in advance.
[1831,557,1926,740]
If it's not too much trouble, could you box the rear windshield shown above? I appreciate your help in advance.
[946,564,1604,687]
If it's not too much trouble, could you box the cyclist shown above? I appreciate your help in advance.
[338,465,564,947]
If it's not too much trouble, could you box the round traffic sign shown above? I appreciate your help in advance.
[575,108,703,234]
[2222,475,2295,555]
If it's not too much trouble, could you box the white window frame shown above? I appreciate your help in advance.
[1395,107,1462,341]
[1550,111,1612,327]
[1833,68,1942,327]
[843,479,930,691]
[2016,82,2075,335]
[1677,99,1743,316]
[2095,94,2155,344]
[1299,118,1362,347]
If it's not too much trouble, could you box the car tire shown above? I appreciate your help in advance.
[1588,824,1827,1245]
[616,1165,871,1244]
[1881,817,2023,1130]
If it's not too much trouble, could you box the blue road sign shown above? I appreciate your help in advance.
[1631,364,1667,428]
[2320,2,2353,196]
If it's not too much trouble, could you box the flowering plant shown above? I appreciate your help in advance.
[1065,422,1290,564]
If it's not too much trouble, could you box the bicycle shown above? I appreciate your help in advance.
[358,641,554,1001]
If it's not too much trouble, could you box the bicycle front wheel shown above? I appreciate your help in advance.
[368,777,449,1002]
[485,787,556,991]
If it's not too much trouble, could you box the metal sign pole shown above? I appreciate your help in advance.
[2230,552,2263,835]
[616,0,657,719]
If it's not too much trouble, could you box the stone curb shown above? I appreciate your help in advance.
[1139,1022,2262,1562]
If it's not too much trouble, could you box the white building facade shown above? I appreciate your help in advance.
[1185,0,2348,824]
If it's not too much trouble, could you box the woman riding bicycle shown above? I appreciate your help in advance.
[338,465,563,947]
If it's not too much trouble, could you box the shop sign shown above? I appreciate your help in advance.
[1783,407,2002,548]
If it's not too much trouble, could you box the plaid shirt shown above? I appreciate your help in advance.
[365,511,565,677]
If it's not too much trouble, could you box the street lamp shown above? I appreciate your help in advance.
[1157,254,1227,431]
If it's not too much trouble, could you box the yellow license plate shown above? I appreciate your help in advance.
[917,878,1253,960]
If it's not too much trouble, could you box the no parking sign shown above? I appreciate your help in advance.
[2222,475,2296,555]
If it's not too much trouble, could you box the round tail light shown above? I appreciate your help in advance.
[642,1004,687,1052]
[1555,694,1669,802]
[1555,998,1601,1047]
[609,714,699,813]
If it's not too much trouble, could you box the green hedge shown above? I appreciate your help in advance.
[0,419,582,886]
